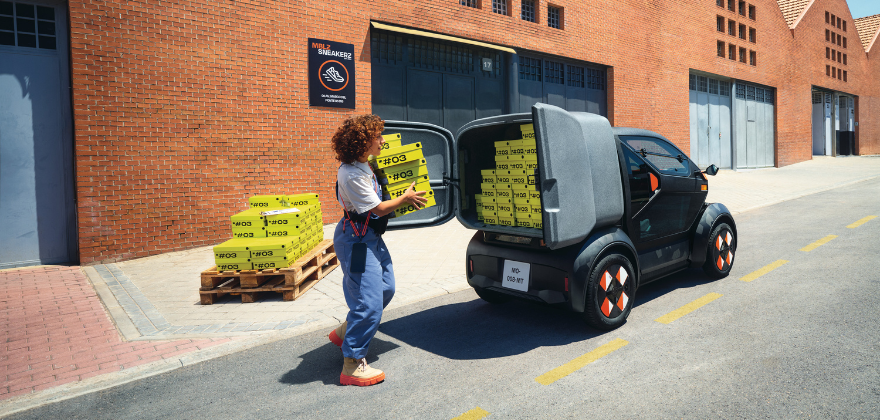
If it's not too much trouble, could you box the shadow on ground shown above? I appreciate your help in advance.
[377,297,603,360]
[279,338,400,386]
[634,268,721,308]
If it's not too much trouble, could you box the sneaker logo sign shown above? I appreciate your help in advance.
[308,38,355,109]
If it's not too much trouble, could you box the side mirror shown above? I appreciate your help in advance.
[704,164,719,176]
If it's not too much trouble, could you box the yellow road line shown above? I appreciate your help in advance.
[800,235,838,252]
[655,293,722,324]
[535,338,629,385]
[740,260,788,282]
[847,215,877,229]
[452,407,489,420]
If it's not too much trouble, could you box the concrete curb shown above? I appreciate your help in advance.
[725,174,880,215]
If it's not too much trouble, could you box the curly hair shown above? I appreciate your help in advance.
[331,114,385,164]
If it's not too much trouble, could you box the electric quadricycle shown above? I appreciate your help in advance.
[382,103,737,330]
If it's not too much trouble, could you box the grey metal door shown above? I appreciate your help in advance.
[689,75,732,169]
[811,91,826,155]
[516,55,606,117]
[0,0,76,268]
[734,82,775,168]
[371,31,505,135]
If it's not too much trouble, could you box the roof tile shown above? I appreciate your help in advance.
[854,14,880,52]
[776,0,811,28]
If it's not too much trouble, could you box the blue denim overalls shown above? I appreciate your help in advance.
[334,166,395,360]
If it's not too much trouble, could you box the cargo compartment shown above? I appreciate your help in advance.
[455,115,543,238]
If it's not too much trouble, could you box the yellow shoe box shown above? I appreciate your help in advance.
[377,159,428,185]
[252,259,292,270]
[231,208,266,229]
[231,228,267,239]
[249,195,288,209]
[285,193,321,208]
[525,159,538,171]
[216,262,253,271]
[384,177,431,199]
[495,146,510,157]
[371,142,424,169]
[480,170,496,184]
[483,211,498,225]
[513,201,533,214]
[500,169,528,185]
[529,190,541,200]
[265,224,308,238]
[495,200,514,214]
[515,213,542,229]
[498,216,516,227]
[380,133,401,151]
[394,189,436,218]
[214,238,254,261]
[494,184,513,200]
[512,186,531,202]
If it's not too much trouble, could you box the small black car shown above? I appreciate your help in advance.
[382,103,737,330]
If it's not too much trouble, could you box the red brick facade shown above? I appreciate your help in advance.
[67,0,879,264]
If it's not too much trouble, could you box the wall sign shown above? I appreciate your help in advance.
[308,38,355,109]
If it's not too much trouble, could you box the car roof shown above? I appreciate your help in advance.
[611,127,673,143]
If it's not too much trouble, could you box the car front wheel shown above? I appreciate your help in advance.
[703,222,735,278]
[583,253,636,330]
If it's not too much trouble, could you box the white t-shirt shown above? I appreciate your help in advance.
[337,161,382,214]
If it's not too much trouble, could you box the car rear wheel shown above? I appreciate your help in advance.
[703,222,735,278]
[583,253,636,330]
[474,287,511,304]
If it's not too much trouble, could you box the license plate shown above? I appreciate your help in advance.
[501,260,530,292]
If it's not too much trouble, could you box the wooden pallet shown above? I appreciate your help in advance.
[199,239,339,304]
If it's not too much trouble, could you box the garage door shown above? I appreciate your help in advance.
[0,0,77,268]
[733,82,775,169]
[516,55,606,116]
[371,30,506,135]
[689,74,732,169]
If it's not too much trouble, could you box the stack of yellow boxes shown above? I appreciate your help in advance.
[371,133,436,218]
[476,124,542,229]
[212,193,324,271]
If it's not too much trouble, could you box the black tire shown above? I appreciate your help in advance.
[474,287,511,304]
[703,222,736,279]
[583,253,636,330]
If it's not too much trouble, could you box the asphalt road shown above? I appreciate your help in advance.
[10,177,880,419]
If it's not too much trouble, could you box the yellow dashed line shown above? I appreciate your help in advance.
[847,215,877,229]
[535,338,629,385]
[655,293,722,324]
[800,235,838,252]
[740,260,788,282]
[452,407,489,420]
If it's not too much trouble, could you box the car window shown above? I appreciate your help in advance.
[621,136,690,176]
[621,146,653,215]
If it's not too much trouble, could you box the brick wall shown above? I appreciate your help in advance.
[68,0,880,264]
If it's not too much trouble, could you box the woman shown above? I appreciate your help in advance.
[328,114,427,386]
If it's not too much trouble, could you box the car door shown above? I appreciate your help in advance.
[618,135,706,280]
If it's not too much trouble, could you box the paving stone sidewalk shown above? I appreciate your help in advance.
[2,155,878,410]
[0,266,234,402]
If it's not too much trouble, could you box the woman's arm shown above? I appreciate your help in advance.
[369,181,429,217]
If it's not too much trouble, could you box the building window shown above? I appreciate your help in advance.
[837,16,841,29]
[547,5,562,29]
[842,37,846,48]
[0,2,57,49]
[749,50,756,66]
[843,21,846,32]
[826,47,830,59]
[826,29,830,42]
[492,0,508,15]
[738,0,745,16]
[717,40,725,57]
[544,60,564,84]
[729,43,736,60]
[708,78,719,94]
[717,15,725,32]
[746,85,755,100]
[739,23,746,39]
[521,0,536,22]
[728,19,736,36]
[749,27,756,43]
[519,56,541,81]
[843,70,847,82]
[567,65,584,88]
[748,4,755,20]
[739,47,747,63]
[843,53,847,65]
[837,68,841,79]
[831,14,835,25]
[460,0,478,8]
[826,65,830,76]
[728,0,735,12]
[716,0,724,7]
[825,11,829,24]
[586,68,605,90]
[371,32,404,64]
[837,33,841,46]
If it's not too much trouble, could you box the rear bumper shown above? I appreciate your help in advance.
[465,231,579,308]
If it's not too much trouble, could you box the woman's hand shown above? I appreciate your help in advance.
[401,181,429,209]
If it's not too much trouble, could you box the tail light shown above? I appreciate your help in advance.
[469,258,473,275]
[564,276,569,292]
